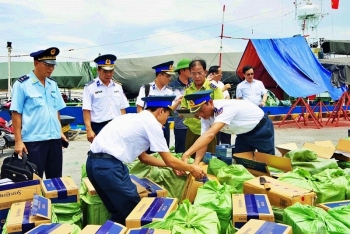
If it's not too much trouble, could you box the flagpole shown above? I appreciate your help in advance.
[7,42,12,99]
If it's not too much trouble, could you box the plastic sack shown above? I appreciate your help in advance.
[272,206,284,224]
[194,181,236,234]
[125,154,187,200]
[278,168,348,203]
[144,200,221,234]
[207,158,229,176]
[328,204,350,229]
[285,149,338,175]
[283,203,350,234]
[53,202,83,228]
[266,90,280,106]
[216,165,254,193]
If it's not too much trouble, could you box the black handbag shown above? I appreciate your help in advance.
[0,152,38,182]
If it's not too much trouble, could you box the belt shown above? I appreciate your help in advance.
[255,114,268,128]
[88,151,114,159]
[91,119,112,125]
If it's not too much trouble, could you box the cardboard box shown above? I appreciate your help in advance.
[276,139,350,161]
[125,197,178,228]
[0,176,42,232]
[25,223,73,234]
[232,194,274,228]
[236,219,292,234]
[180,164,220,203]
[233,152,292,177]
[243,177,317,208]
[130,175,168,198]
[41,177,79,203]
[80,221,127,234]
[317,200,350,211]
[82,177,97,196]
[127,228,171,234]
[7,195,51,233]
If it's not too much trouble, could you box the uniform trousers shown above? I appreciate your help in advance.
[24,139,62,179]
[86,152,140,225]
[234,114,275,155]
[91,120,111,135]
[174,128,187,153]
[216,132,232,145]
[185,129,216,158]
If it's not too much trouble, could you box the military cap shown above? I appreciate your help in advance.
[141,95,175,115]
[152,61,175,75]
[94,54,117,71]
[184,90,213,113]
[30,47,59,65]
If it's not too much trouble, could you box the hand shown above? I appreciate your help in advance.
[86,129,96,143]
[61,132,68,142]
[190,165,206,179]
[225,84,231,89]
[182,153,190,164]
[14,141,28,157]
[260,101,266,107]
[173,169,186,176]
[207,73,214,81]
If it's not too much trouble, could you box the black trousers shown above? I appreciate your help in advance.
[24,139,62,179]
[91,120,111,135]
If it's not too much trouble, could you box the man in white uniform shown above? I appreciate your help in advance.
[181,90,275,165]
[83,54,129,142]
[86,95,205,225]
[136,61,182,147]
[236,65,267,107]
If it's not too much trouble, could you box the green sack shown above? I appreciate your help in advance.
[207,158,229,176]
[337,161,350,169]
[328,204,350,229]
[194,181,236,234]
[266,90,280,106]
[53,202,82,228]
[144,200,221,233]
[216,165,254,193]
[285,149,338,175]
[272,206,284,224]
[283,203,350,234]
[278,168,348,203]
[125,153,189,200]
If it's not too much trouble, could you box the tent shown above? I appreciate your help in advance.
[0,61,93,89]
[113,52,243,98]
[235,36,342,100]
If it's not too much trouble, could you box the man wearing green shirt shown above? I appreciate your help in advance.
[181,59,224,159]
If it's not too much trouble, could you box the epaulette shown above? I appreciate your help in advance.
[85,80,94,86]
[48,77,56,82]
[210,83,217,89]
[17,75,29,83]
[113,79,122,86]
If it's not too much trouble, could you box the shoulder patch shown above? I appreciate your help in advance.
[113,79,122,86]
[85,80,94,86]
[47,77,56,82]
[210,83,217,89]
[17,75,29,83]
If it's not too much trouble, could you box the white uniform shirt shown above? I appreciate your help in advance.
[201,99,264,135]
[136,81,179,107]
[82,78,129,123]
[236,79,267,106]
[90,111,169,163]
[211,80,230,99]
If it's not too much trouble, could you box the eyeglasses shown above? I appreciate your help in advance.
[191,71,205,77]
[41,62,56,68]
[245,73,254,76]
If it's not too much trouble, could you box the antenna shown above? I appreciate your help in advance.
[218,5,234,67]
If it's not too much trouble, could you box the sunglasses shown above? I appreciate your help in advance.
[245,73,254,76]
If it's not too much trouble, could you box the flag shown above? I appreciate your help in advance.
[331,0,339,9]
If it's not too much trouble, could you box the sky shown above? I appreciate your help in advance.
[0,0,349,63]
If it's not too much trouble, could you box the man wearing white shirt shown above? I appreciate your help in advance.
[236,65,267,107]
[207,65,232,144]
[181,90,275,165]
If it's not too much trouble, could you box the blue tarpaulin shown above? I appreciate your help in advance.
[237,36,343,100]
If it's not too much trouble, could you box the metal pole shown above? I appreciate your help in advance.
[219,5,225,67]
[7,42,12,99]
